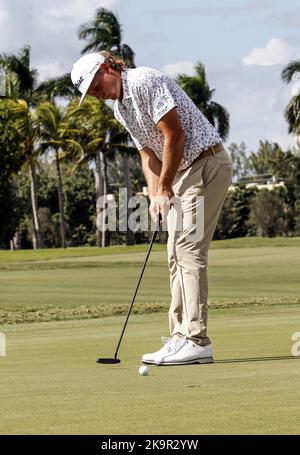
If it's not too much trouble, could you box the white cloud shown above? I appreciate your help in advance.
[242,38,298,67]
[37,62,67,82]
[33,0,119,30]
[0,0,8,25]
[0,0,297,153]
[205,61,296,152]
[161,57,296,151]
[0,0,120,80]
[163,61,196,78]
[160,57,296,151]
[264,11,300,28]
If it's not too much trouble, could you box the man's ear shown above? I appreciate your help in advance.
[100,63,110,73]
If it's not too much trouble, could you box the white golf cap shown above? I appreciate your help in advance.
[71,53,106,106]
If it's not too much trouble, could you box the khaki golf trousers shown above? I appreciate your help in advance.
[166,147,233,346]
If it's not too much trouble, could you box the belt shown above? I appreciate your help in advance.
[177,143,225,173]
[195,142,224,161]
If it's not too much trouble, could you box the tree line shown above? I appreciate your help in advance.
[0,7,299,249]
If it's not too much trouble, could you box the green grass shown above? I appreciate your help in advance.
[1,306,300,434]
[0,237,300,434]
[210,236,300,249]
[1,236,300,264]
[0,238,300,323]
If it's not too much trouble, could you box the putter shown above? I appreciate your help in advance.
[97,214,162,364]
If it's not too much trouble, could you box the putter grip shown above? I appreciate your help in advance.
[154,212,162,239]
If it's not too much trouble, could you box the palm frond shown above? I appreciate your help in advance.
[78,7,122,53]
[36,73,75,99]
[281,60,300,83]
[78,23,95,40]
[0,45,37,99]
[176,61,230,139]
[284,94,300,134]
[207,101,230,141]
[120,44,136,68]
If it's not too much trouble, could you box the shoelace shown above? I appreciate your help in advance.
[161,336,171,345]
[165,336,187,354]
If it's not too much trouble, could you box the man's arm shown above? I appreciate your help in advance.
[138,107,184,223]
[156,107,185,191]
[155,107,185,221]
[139,147,162,200]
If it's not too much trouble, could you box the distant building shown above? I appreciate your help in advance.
[139,178,285,194]
[229,174,285,192]
[245,181,285,191]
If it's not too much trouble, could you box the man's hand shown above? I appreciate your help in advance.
[149,186,174,224]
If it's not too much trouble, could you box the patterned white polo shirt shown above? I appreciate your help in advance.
[114,67,222,171]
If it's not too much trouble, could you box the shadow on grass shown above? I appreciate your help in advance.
[147,355,299,370]
[214,355,299,364]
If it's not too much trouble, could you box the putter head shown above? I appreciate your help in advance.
[96,357,121,364]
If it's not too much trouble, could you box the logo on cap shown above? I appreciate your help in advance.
[89,62,100,74]
[74,76,84,89]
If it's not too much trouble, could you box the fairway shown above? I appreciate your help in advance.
[0,238,300,323]
[1,307,300,435]
[0,238,300,434]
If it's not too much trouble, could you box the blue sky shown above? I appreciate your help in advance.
[1,0,300,152]
[119,0,299,66]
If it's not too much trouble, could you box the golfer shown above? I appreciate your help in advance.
[71,52,233,365]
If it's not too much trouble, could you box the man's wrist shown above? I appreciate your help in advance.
[158,183,172,193]
[148,192,156,200]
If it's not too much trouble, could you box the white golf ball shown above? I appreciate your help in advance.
[139,365,149,376]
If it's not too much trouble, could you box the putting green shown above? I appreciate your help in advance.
[1,306,300,434]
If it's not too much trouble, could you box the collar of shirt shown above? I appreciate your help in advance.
[120,70,131,106]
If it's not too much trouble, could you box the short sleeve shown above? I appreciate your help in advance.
[130,133,143,150]
[134,72,177,125]
[149,77,177,124]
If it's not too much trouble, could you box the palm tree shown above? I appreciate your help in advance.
[10,99,44,248]
[247,140,286,177]
[36,101,83,248]
[0,45,61,249]
[281,60,300,148]
[176,62,230,140]
[281,60,300,84]
[67,97,138,246]
[78,7,135,67]
[36,74,77,102]
[38,8,136,103]
[78,7,138,245]
[66,97,117,247]
[0,45,37,103]
[108,125,138,245]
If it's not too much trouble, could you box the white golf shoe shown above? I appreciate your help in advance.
[158,339,214,365]
[142,336,214,366]
[141,335,186,365]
